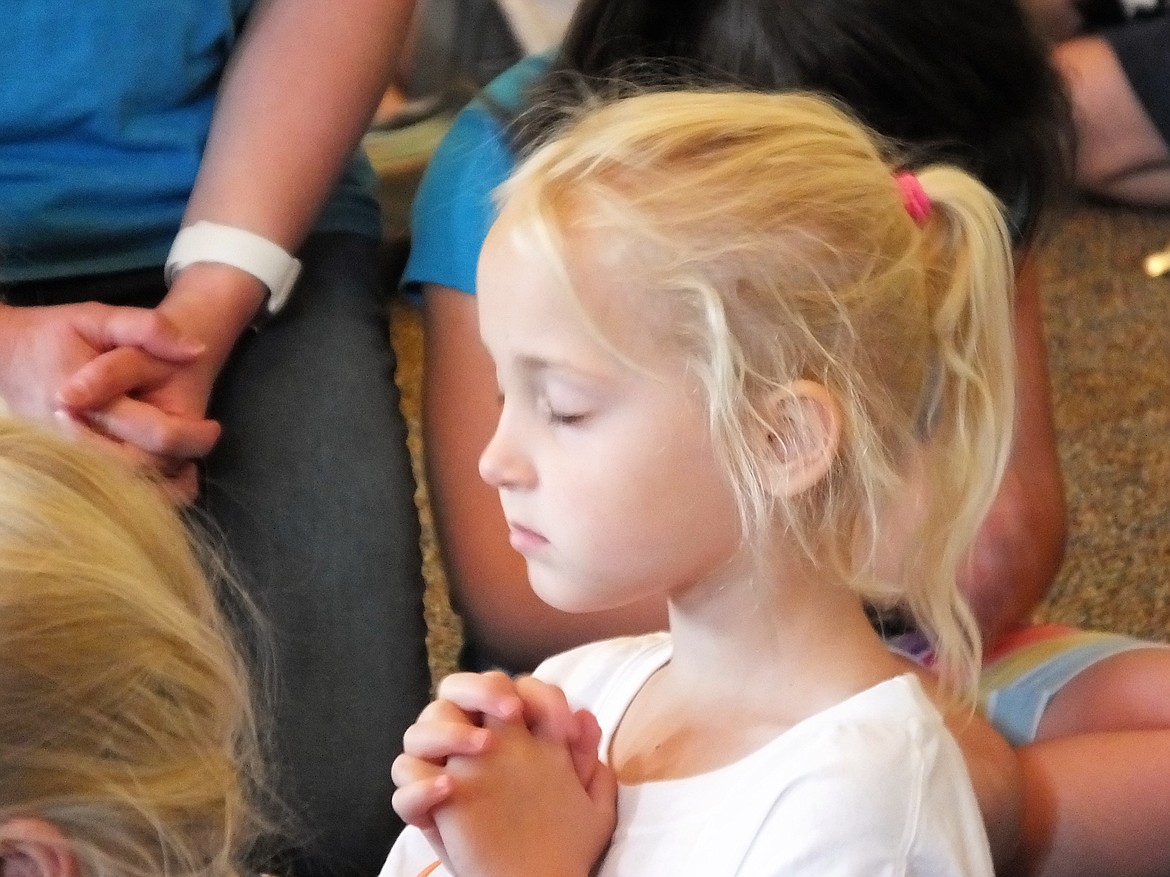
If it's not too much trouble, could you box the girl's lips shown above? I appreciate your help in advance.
[507,522,548,554]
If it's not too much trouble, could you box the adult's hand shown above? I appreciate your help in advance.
[0,301,217,499]
[0,300,204,422]
[57,261,272,504]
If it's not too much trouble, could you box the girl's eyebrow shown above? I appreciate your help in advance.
[514,353,614,386]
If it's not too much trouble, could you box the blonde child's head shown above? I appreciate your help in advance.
[0,420,265,877]
[493,90,1017,694]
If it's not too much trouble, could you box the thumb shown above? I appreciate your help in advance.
[81,306,205,362]
[585,758,618,822]
[569,709,603,788]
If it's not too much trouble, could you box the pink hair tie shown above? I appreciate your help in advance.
[896,171,931,226]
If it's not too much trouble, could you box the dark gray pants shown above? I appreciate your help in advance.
[205,233,430,877]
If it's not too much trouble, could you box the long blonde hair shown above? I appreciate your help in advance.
[0,419,266,877]
[498,90,1017,696]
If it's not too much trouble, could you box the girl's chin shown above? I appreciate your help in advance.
[527,569,616,616]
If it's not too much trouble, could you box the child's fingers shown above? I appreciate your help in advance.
[435,671,524,722]
[403,719,492,762]
[392,752,447,790]
[52,409,203,506]
[514,674,578,742]
[568,708,604,787]
[413,694,498,737]
[416,696,476,724]
[585,758,618,815]
[391,752,455,829]
[53,408,169,471]
[81,397,221,459]
[391,774,454,830]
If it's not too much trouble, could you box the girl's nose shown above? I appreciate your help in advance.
[478,420,535,490]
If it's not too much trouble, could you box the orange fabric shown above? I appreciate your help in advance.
[985,623,1079,663]
[417,861,442,877]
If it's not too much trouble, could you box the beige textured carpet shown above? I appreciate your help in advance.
[1032,202,1170,638]
[387,197,1170,686]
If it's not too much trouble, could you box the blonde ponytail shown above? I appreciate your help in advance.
[897,166,1017,696]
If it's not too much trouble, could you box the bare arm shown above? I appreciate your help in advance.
[423,284,667,671]
[960,253,1067,645]
[1053,35,1170,207]
[160,0,415,361]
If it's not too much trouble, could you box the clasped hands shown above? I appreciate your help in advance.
[0,265,269,503]
[392,671,618,877]
[0,299,223,503]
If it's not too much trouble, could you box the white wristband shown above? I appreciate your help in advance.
[165,221,302,315]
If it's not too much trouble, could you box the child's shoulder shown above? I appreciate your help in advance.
[798,674,950,770]
[534,632,671,717]
[741,676,992,874]
[536,632,670,683]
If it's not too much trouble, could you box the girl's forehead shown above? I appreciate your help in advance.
[485,206,622,305]
[482,210,686,377]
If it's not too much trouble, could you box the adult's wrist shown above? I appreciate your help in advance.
[158,263,267,367]
[165,221,301,316]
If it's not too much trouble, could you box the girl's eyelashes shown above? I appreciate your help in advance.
[540,397,588,426]
[549,410,587,426]
[496,379,592,424]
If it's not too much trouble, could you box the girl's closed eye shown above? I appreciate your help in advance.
[543,399,589,426]
[539,378,598,426]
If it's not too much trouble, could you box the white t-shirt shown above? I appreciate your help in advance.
[381,633,993,877]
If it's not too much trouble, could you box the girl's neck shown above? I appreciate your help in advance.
[608,548,908,783]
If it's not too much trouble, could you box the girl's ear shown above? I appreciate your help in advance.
[0,820,78,877]
[759,379,841,498]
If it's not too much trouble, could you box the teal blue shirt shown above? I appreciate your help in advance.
[401,53,552,300]
[0,0,379,283]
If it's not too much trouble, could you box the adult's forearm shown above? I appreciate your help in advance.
[165,0,413,350]
[184,0,414,247]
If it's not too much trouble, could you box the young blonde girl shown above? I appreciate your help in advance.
[384,89,1017,876]
[0,418,265,877]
